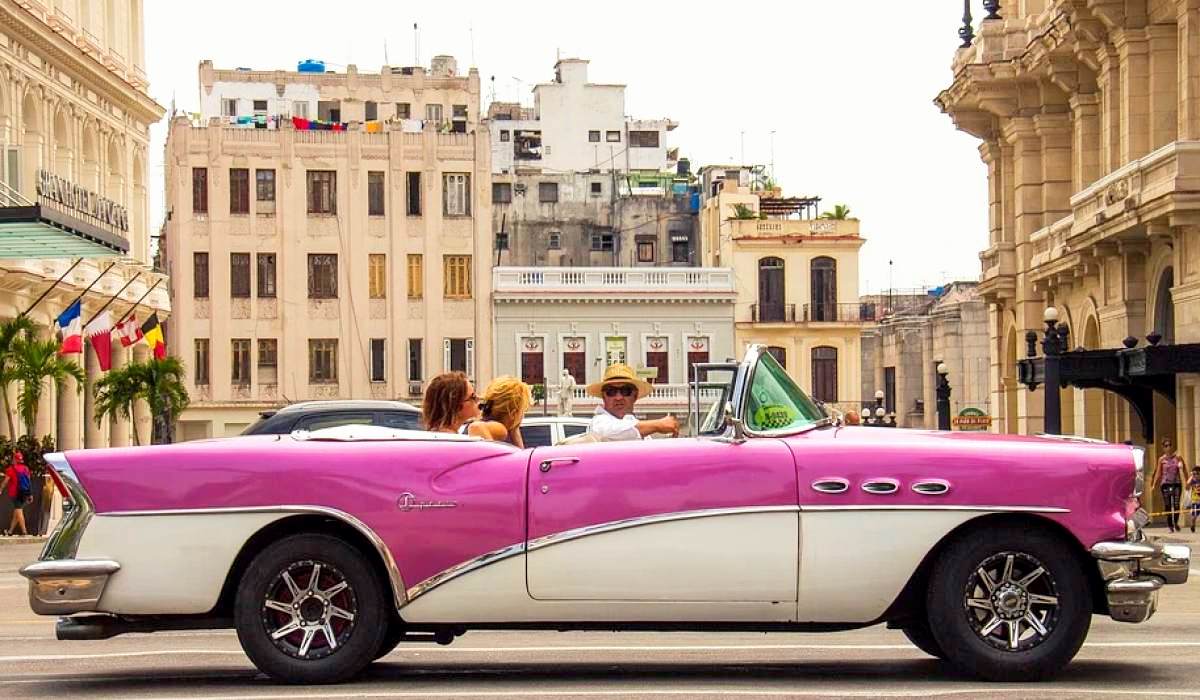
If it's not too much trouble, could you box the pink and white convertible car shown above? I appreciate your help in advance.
[20,346,1188,684]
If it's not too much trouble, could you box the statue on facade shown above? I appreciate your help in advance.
[557,368,576,416]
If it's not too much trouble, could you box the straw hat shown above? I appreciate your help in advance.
[586,363,653,399]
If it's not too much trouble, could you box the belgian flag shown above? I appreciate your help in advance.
[140,313,166,360]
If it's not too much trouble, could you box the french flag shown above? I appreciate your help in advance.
[56,301,83,355]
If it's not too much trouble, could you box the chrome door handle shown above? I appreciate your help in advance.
[539,457,580,473]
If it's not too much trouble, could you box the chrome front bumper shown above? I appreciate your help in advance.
[1091,535,1189,624]
[19,559,120,615]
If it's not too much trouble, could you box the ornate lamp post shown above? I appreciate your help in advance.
[959,0,975,48]
[1025,306,1070,435]
[866,389,897,428]
[935,362,952,431]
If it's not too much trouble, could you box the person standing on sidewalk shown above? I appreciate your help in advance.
[1152,437,1189,533]
[0,452,32,536]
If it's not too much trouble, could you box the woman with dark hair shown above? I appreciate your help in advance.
[422,372,481,434]
[1152,436,1190,532]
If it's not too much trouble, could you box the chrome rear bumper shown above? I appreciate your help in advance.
[19,559,120,615]
[1091,532,1189,624]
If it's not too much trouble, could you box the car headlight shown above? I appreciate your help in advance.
[1131,445,1145,497]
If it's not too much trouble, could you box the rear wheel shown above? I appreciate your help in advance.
[926,525,1091,681]
[234,534,388,684]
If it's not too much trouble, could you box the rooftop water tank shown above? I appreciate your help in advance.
[297,60,325,73]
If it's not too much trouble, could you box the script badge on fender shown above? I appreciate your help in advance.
[397,491,458,512]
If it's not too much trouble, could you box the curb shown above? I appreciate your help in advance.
[0,536,46,546]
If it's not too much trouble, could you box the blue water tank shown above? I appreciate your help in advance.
[297,59,325,73]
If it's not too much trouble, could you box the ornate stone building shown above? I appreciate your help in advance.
[937,1,1199,462]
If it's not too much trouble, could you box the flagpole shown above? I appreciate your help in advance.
[113,278,161,326]
[62,261,118,317]
[19,257,82,318]
[84,273,139,326]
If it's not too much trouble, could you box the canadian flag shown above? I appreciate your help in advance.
[115,317,143,348]
[84,311,114,371]
[56,301,83,355]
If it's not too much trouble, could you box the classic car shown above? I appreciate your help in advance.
[20,345,1188,685]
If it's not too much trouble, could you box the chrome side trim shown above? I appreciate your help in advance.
[911,479,951,496]
[41,453,93,562]
[404,541,526,603]
[811,478,849,494]
[801,505,1070,513]
[102,505,408,609]
[861,478,900,495]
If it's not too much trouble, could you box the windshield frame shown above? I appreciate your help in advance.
[732,344,833,439]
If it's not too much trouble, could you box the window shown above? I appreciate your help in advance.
[369,254,386,299]
[671,234,690,263]
[590,181,602,196]
[591,233,614,252]
[365,101,378,121]
[308,339,338,383]
[256,253,276,298]
[306,170,336,214]
[766,346,787,369]
[381,412,420,430]
[744,350,825,433]
[230,253,251,298]
[307,253,338,298]
[443,255,471,298]
[318,100,341,122]
[192,167,208,214]
[407,254,423,299]
[406,172,421,215]
[811,256,838,321]
[255,169,275,202]
[588,130,600,143]
[499,130,510,142]
[444,338,474,376]
[258,339,277,384]
[367,171,385,216]
[252,99,267,113]
[645,337,669,384]
[408,338,423,381]
[221,98,237,117]
[229,168,249,214]
[193,252,209,298]
[687,336,710,383]
[297,413,371,431]
[884,366,896,413]
[425,104,443,122]
[522,425,553,448]
[539,182,558,203]
[492,182,512,203]
[231,339,251,386]
[758,257,786,322]
[370,338,386,382]
[452,104,468,119]
[443,173,470,216]
[194,339,210,385]
[564,423,587,438]
[548,231,561,250]
[292,101,310,119]
[396,102,411,119]
[636,237,655,263]
[629,130,660,148]
[562,337,586,383]
[606,130,621,142]
[811,346,838,403]
[520,338,544,385]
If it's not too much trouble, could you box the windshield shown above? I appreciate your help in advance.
[744,350,827,433]
[697,367,738,435]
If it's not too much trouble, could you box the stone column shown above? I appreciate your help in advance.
[132,344,151,445]
[108,345,130,447]
[1097,44,1123,175]
[1147,24,1179,151]
[1034,113,1073,223]
[1178,1,1200,140]
[1115,28,1151,163]
[1069,94,1101,192]
[55,355,81,451]
[83,342,106,448]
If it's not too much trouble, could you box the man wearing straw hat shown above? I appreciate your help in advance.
[586,363,679,441]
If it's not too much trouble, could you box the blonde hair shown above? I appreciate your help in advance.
[480,376,532,432]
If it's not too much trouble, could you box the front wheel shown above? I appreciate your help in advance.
[900,620,944,659]
[234,533,389,684]
[926,525,1091,681]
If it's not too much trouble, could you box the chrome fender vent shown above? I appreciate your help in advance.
[861,479,899,495]
[911,480,951,496]
[811,478,849,494]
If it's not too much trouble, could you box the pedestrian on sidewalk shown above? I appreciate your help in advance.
[0,451,32,536]
[1152,436,1189,533]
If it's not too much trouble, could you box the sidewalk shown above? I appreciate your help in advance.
[1143,524,1200,546]
[0,535,46,546]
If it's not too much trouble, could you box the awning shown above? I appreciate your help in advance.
[0,204,129,258]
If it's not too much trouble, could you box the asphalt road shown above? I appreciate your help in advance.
[4,529,1200,699]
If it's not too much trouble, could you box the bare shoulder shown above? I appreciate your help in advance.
[468,420,509,441]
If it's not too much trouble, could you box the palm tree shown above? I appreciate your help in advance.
[6,336,84,436]
[93,362,141,444]
[820,204,853,220]
[0,316,36,438]
[94,356,189,445]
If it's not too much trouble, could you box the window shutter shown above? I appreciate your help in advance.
[443,338,451,373]
[466,338,475,380]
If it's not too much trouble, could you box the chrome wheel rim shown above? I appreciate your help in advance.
[963,551,1059,652]
[261,559,358,660]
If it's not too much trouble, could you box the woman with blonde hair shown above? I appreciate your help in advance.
[463,376,532,447]
[422,372,481,434]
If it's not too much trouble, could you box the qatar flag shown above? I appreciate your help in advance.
[56,301,82,355]
[84,311,114,371]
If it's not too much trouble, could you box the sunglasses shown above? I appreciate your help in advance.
[465,394,479,403]
[604,385,636,398]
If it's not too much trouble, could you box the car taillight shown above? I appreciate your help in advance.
[47,467,69,500]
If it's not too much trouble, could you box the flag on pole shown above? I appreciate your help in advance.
[55,301,83,355]
[84,311,114,371]
[141,313,166,360]
[115,317,143,348]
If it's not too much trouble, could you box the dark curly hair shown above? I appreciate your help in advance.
[423,372,471,431]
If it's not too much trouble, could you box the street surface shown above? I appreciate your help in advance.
[3,528,1200,699]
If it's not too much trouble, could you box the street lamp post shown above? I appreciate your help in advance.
[1026,307,1070,435]
[865,389,897,428]
[935,362,952,431]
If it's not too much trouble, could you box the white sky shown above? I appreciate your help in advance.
[145,2,987,294]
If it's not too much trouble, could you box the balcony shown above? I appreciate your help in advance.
[731,218,860,240]
[801,303,878,323]
[493,267,736,301]
[750,304,796,323]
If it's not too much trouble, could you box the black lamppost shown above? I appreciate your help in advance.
[935,362,952,431]
[865,389,897,428]
[1025,306,1070,435]
[959,0,975,48]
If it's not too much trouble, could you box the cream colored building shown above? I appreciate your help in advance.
[937,1,1200,465]
[0,0,167,449]
[698,165,866,411]
[164,57,492,439]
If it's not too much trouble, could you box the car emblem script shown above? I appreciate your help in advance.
[397,491,458,512]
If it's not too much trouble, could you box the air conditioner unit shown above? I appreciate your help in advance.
[407,381,423,396]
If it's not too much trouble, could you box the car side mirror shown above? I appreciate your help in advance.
[723,401,747,444]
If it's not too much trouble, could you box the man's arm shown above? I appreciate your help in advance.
[636,415,679,438]
[589,413,642,441]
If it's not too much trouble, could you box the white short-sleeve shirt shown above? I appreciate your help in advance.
[588,406,642,442]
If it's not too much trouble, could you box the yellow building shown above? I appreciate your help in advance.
[937,2,1200,466]
[698,166,866,411]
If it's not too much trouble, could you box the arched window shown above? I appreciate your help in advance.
[758,257,785,322]
[811,256,837,321]
[1154,267,1175,344]
[811,346,837,402]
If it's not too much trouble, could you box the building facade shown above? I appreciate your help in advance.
[0,0,167,449]
[860,283,991,428]
[698,165,866,411]
[163,57,492,439]
[937,2,1200,465]
[492,266,736,416]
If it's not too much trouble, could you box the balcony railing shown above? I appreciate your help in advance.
[494,267,735,294]
[801,302,879,323]
[750,303,796,323]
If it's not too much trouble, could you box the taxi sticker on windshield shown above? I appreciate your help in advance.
[754,403,798,430]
